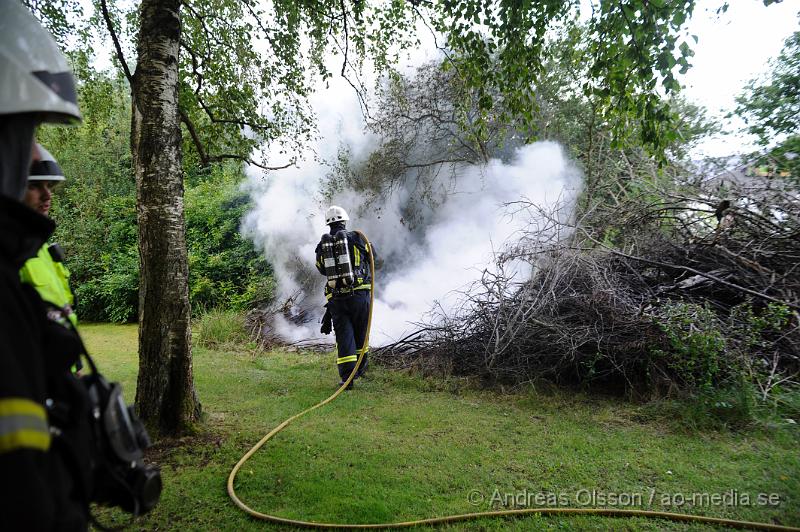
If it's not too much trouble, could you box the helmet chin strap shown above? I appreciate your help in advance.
[0,116,37,202]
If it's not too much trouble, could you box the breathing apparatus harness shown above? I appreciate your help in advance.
[46,319,161,529]
[226,232,796,531]
[320,229,371,300]
[82,363,161,516]
[321,230,354,291]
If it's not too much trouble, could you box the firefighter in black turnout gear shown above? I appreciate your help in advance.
[0,3,93,529]
[1,4,160,528]
[315,206,375,389]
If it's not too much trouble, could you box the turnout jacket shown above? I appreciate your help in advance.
[314,229,376,300]
[0,198,91,531]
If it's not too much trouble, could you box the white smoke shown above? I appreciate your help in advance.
[243,77,582,346]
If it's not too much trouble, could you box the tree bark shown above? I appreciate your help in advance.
[131,0,200,436]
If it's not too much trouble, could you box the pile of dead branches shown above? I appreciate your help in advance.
[246,287,333,353]
[374,175,800,398]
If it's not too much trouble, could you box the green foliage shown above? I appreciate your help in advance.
[641,379,757,431]
[767,386,800,423]
[515,27,715,220]
[327,26,718,224]
[761,134,800,177]
[734,27,799,179]
[72,195,139,323]
[193,309,250,349]
[649,300,797,428]
[702,378,758,429]
[652,301,795,393]
[642,378,800,433]
[37,69,137,322]
[730,302,792,352]
[652,302,727,392]
[23,0,86,47]
[185,164,275,313]
[581,1,697,153]
[645,301,795,432]
[429,1,700,155]
[81,194,138,323]
[37,73,274,322]
[734,29,800,145]
[91,0,705,171]
[728,302,794,399]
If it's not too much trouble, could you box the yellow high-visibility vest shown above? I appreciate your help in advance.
[19,243,78,327]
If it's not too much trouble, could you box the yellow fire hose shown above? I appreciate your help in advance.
[227,231,798,531]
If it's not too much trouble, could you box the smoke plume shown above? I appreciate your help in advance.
[243,79,582,346]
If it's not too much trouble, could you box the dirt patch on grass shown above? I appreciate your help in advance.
[146,430,224,469]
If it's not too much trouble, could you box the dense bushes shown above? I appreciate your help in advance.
[653,301,794,394]
[38,77,274,322]
[185,166,275,314]
[57,167,274,323]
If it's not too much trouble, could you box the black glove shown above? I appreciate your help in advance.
[320,308,332,335]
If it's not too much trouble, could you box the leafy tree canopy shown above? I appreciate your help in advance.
[733,25,799,177]
[87,0,708,169]
[734,28,800,145]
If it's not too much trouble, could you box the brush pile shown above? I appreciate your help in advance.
[246,275,334,353]
[374,174,800,398]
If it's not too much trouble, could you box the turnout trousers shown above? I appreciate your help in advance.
[328,289,370,382]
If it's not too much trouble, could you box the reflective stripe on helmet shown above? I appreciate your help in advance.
[29,144,65,181]
[31,71,78,108]
[29,160,65,181]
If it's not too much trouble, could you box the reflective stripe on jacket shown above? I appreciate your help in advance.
[0,398,50,453]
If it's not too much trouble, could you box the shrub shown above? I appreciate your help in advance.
[639,380,756,432]
[651,301,727,393]
[194,309,250,349]
[728,302,794,400]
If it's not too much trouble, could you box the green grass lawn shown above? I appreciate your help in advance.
[80,323,799,531]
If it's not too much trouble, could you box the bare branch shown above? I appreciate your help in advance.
[100,0,134,86]
[209,153,295,171]
[195,94,271,132]
[180,108,292,171]
[332,1,370,118]
[179,39,204,95]
[179,107,209,166]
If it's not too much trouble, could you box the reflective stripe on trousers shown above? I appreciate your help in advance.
[329,290,370,381]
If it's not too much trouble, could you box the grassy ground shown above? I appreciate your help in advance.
[81,323,799,531]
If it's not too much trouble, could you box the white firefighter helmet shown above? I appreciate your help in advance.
[0,0,82,123]
[29,144,65,181]
[325,205,349,225]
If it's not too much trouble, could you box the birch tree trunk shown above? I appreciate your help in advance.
[131,0,200,436]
